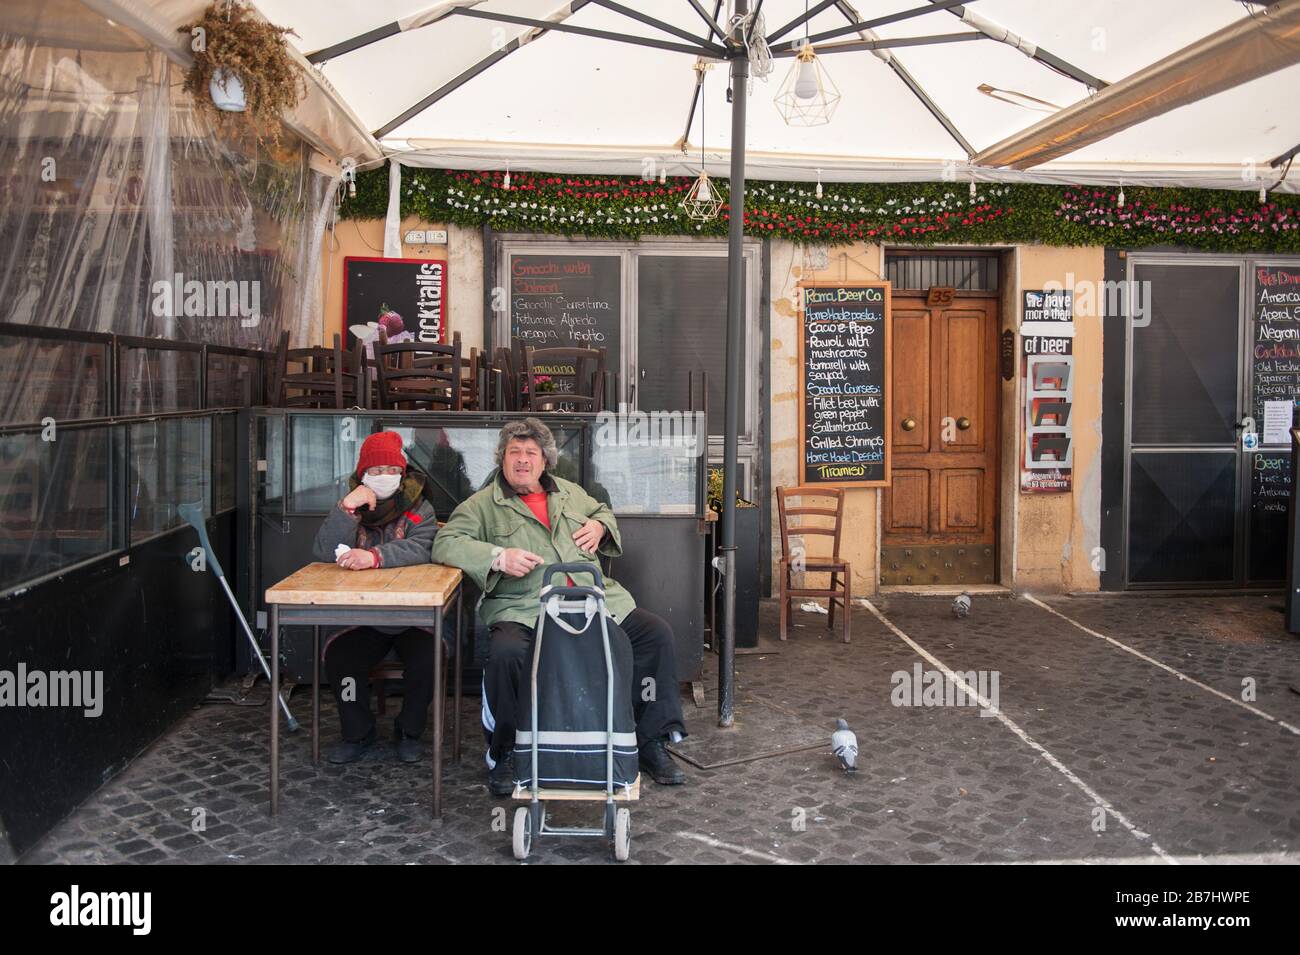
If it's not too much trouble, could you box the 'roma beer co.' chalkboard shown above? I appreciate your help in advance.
[508,254,621,356]
[798,282,892,486]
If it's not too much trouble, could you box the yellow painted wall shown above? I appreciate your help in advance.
[1012,245,1105,592]
[319,216,484,350]
[769,240,885,595]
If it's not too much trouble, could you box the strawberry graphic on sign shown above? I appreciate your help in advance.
[350,302,415,360]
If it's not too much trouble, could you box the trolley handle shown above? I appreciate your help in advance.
[543,562,605,589]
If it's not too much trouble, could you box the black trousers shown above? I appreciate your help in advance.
[324,627,437,741]
[483,608,687,764]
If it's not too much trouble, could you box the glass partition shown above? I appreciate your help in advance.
[213,412,238,514]
[0,425,123,593]
[0,333,111,425]
[289,414,374,513]
[129,417,211,539]
[261,411,703,518]
[120,346,203,415]
[207,352,260,409]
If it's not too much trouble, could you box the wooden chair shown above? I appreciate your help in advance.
[777,485,851,643]
[525,346,606,412]
[493,345,524,411]
[459,347,482,410]
[373,333,463,410]
[265,330,289,407]
[277,334,367,409]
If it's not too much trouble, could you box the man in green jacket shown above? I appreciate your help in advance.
[432,418,686,794]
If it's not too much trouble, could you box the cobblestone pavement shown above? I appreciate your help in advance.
[21,593,1300,865]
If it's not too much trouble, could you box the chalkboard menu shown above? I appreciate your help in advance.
[1251,264,1300,441]
[1249,450,1290,581]
[343,257,447,348]
[798,282,891,486]
[508,254,621,357]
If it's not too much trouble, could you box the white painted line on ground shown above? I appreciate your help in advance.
[1005,850,1300,866]
[674,832,799,865]
[860,598,1177,865]
[1022,594,1300,738]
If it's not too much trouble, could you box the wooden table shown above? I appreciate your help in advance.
[264,562,464,819]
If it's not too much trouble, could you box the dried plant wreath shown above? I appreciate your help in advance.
[179,0,306,143]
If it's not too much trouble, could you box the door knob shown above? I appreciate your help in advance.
[956,416,971,430]
[901,417,917,432]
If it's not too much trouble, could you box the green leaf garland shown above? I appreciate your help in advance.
[338,165,1300,253]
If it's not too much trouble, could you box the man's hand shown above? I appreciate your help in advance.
[337,548,377,570]
[572,518,606,554]
[499,548,545,578]
[342,485,377,513]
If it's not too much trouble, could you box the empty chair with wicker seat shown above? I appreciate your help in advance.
[776,486,851,643]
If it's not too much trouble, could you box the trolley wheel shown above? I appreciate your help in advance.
[512,806,532,860]
[612,807,631,862]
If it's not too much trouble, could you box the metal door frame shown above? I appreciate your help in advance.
[1122,253,1248,589]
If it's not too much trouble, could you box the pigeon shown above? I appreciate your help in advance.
[831,718,858,772]
[952,592,971,619]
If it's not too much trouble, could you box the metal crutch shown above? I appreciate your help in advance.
[179,501,299,732]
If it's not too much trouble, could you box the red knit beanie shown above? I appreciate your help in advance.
[356,431,407,476]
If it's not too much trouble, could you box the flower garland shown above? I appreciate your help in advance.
[339,165,1300,253]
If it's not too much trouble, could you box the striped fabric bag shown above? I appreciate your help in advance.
[513,580,639,791]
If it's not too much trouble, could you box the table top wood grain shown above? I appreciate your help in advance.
[265,562,462,607]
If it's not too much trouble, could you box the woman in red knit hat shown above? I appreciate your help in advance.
[311,430,441,764]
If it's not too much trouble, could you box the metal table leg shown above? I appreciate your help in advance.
[453,587,463,763]
[270,603,279,816]
[432,603,444,819]
[312,625,321,766]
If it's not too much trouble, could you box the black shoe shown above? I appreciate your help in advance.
[327,727,376,764]
[488,753,515,797]
[393,722,422,763]
[639,738,685,785]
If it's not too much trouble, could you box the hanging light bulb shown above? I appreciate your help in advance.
[1117,182,1125,207]
[503,163,511,190]
[682,170,723,220]
[681,76,723,222]
[659,166,667,185]
[815,168,823,199]
[969,179,977,199]
[794,56,819,100]
[775,41,840,127]
[1260,184,1267,204]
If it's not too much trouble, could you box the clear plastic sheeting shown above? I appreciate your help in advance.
[0,0,328,423]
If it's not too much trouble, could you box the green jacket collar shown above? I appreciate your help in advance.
[492,468,565,528]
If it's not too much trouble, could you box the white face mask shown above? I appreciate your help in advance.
[362,473,402,500]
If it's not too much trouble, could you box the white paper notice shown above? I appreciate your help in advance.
[1263,400,1291,445]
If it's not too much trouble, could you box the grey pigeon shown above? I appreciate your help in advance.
[831,718,858,772]
[952,592,971,619]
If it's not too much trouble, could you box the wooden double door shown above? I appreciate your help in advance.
[881,292,1000,585]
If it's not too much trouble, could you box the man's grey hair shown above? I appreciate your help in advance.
[496,417,558,470]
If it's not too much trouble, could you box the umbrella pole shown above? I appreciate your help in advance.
[719,0,749,729]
